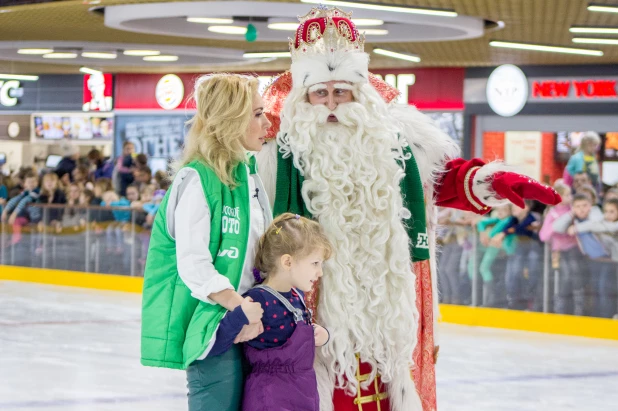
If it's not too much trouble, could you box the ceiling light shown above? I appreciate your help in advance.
[82,51,117,59]
[489,41,603,56]
[362,29,388,35]
[569,26,618,34]
[79,67,103,75]
[123,50,161,56]
[43,52,78,59]
[373,48,421,62]
[243,51,291,58]
[0,74,39,81]
[208,25,248,35]
[300,0,457,17]
[573,37,618,45]
[353,19,384,26]
[187,17,234,24]
[143,55,179,62]
[267,22,298,31]
[588,3,618,13]
[17,48,53,55]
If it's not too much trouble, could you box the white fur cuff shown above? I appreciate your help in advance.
[291,52,369,88]
[472,162,513,208]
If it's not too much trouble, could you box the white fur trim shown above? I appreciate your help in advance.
[315,353,335,411]
[291,52,369,88]
[472,161,515,207]
[389,105,460,190]
[255,140,278,210]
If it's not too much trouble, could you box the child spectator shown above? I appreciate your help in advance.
[207,213,332,411]
[72,165,91,191]
[62,183,82,228]
[499,201,542,310]
[133,165,152,192]
[553,193,603,315]
[33,173,67,234]
[102,183,139,254]
[437,208,467,305]
[87,149,114,180]
[570,198,618,318]
[153,169,170,189]
[1,171,39,245]
[604,187,618,202]
[116,141,135,196]
[475,205,514,306]
[0,173,8,214]
[576,183,600,207]
[564,131,601,193]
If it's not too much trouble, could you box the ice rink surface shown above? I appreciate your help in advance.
[1,281,617,411]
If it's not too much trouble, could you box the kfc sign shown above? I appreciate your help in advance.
[532,79,617,99]
[0,81,24,107]
[83,73,113,111]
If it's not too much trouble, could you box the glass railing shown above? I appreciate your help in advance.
[2,205,616,319]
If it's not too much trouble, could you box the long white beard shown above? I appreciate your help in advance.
[278,92,422,411]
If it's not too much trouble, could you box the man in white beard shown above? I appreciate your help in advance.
[257,7,561,411]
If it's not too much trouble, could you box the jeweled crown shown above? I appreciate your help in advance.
[289,7,365,62]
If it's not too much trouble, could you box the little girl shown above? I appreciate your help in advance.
[208,213,333,411]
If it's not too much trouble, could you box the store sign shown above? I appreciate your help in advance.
[486,65,528,117]
[83,73,114,112]
[504,131,542,181]
[156,74,185,110]
[114,115,189,159]
[532,79,617,99]
[0,81,23,107]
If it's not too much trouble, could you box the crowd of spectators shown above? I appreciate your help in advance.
[0,142,170,273]
[437,132,618,319]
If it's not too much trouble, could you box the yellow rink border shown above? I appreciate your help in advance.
[440,304,618,341]
[0,265,143,294]
[2,266,617,340]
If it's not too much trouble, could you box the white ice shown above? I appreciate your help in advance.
[1,281,617,411]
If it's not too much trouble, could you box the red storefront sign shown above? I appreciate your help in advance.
[115,68,465,111]
[83,73,114,111]
[532,79,618,99]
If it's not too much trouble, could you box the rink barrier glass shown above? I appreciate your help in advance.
[1,204,618,339]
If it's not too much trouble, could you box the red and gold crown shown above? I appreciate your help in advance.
[289,7,369,88]
[290,7,365,61]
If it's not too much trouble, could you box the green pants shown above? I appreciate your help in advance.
[186,344,246,411]
[478,246,501,283]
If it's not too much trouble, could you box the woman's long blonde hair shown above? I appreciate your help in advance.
[174,73,259,186]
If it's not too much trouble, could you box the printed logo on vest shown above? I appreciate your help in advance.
[416,232,429,249]
[218,247,239,259]
[222,206,241,235]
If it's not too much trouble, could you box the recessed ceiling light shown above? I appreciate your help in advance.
[143,55,179,62]
[0,74,39,81]
[569,26,618,34]
[353,19,384,26]
[82,52,117,59]
[587,3,618,13]
[187,17,234,24]
[489,40,604,56]
[80,67,103,75]
[123,50,161,56]
[362,29,388,35]
[17,48,54,55]
[373,48,421,62]
[573,37,618,45]
[243,51,291,58]
[267,22,298,31]
[300,0,457,17]
[43,52,78,59]
[208,25,248,35]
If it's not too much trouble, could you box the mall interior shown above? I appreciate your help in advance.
[1,1,618,410]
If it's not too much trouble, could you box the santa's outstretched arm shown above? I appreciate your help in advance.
[434,157,562,214]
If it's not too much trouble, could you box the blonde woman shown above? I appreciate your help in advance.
[141,73,272,411]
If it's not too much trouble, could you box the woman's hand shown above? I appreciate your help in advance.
[234,322,264,343]
[241,296,264,324]
[313,324,329,347]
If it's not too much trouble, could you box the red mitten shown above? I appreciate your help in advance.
[491,172,562,208]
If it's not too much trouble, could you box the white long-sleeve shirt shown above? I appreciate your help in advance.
[166,164,272,358]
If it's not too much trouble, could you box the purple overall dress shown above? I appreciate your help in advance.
[242,286,319,411]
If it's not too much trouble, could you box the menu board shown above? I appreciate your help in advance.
[32,113,114,141]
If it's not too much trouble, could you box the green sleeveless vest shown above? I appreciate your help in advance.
[141,159,252,370]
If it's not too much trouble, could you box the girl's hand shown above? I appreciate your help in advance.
[313,324,329,347]
[8,212,17,226]
[241,296,264,324]
[479,231,490,247]
[234,322,264,344]
[567,225,576,236]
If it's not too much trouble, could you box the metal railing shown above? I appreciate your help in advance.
[2,205,617,319]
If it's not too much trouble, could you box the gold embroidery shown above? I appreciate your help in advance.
[464,166,486,211]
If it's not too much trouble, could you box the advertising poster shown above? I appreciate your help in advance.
[32,113,114,140]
